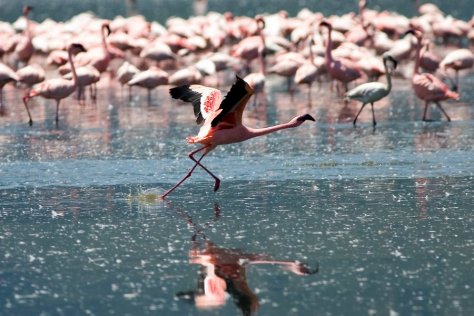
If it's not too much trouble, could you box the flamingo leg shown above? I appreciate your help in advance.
[371,102,376,126]
[188,146,220,192]
[422,101,430,121]
[55,99,61,126]
[161,145,219,199]
[307,83,312,107]
[435,101,451,122]
[454,70,459,92]
[353,103,366,126]
[22,96,33,126]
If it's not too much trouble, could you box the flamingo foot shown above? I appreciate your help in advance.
[213,178,221,192]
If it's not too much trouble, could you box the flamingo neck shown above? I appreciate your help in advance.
[68,49,79,86]
[101,26,109,57]
[24,12,31,38]
[383,59,392,92]
[414,37,421,75]
[308,36,315,66]
[324,26,333,65]
[247,122,295,139]
[259,30,266,74]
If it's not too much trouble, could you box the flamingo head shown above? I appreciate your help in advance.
[284,261,319,276]
[69,43,87,55]
[102,22,112,36]
[296,114,316,122]
[319,20,332,29]
[382,53,398,70]
[255,15,266,30]
[404,29,422,41]
[23,5,33,16]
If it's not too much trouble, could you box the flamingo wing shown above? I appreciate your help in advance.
[211,76,254,127]
[170,85,223,124]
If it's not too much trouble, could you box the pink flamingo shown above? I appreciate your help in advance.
[231,16,265,74]
[23,43,86,126]
[116,61,139,101]
[161,76,315,198]
[319,20,362,93]
[0,62,19,111]
[406,30,459,121]
[16,64,45,86]
[127,66,169,104]
[440,48,474,92]
[13,5,34,67]
[243,19,266,108]
[63,65,101,104]
[294,35,325,106]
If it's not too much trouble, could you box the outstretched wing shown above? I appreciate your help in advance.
[211,76,254,127]
[170,85,223,124]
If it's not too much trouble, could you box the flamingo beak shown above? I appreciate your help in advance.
[297,114,316,122]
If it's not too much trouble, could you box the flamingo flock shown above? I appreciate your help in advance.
[0,2,473,194]
[0,3,471,126]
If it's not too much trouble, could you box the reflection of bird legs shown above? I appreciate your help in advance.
[163,199,221,241]
[161,145,220,199]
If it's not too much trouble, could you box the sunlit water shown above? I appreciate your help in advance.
[1,64,473,315]
[1,0,474,308]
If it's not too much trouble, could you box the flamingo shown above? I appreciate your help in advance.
[161,76,315,198]
[231,16,265,74]
[319,20,362,94]
[345,53,398,127]
[406,29,459,122]
[294,36,324,106]
[63,65,101,104]
[243,19,266,108]
[127,66,169,104]
[0,63,19,111]
[116,61,139,101]
[22,43,86,126]
[13,5,34,68]
[439,48,474,92]
[16,64,45,86]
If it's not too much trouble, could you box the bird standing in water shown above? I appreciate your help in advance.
[161,76,315,198]
[345,53,398,127]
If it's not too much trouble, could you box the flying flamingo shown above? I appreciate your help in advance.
[345,53,398,127]
[161,76,315,198]
[406,29,459,122]
[439,48,474,92]
[319,20,362,94]
[23,43,86,126]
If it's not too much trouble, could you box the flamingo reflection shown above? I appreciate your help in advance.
[164,201,318,315]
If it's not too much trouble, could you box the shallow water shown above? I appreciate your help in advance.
[1,66,474,315]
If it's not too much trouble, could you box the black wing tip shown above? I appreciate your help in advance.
[169,85,191,99]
